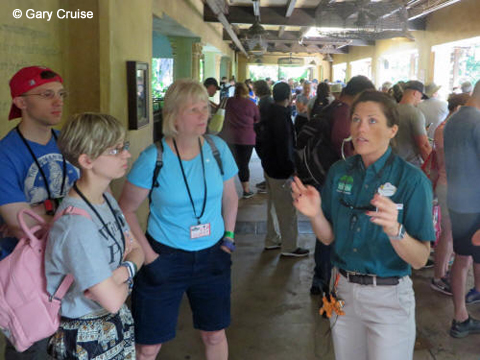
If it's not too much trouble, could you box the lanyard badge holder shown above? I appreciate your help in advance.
[173,139,211,240]
[319,269,345,319]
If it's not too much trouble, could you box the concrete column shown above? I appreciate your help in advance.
[169,36,196,80]
[192,42,204,81]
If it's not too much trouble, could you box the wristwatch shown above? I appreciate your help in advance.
[389,224,406,241]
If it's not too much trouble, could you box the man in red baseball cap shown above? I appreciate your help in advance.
[0,66,79,359]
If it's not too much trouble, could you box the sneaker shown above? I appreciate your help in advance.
[281,247,309,257]
[255,181,266,190]
[450,316,480,338]
[242,191,255,199]
[466,288,480,304]
[430,278,452,296]
[422,258,434,269]
[264,245,281,250]
[257,188,267,194]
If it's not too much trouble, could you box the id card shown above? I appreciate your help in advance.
[190,223,211,239]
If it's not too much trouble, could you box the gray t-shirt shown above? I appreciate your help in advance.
[295,94,310,117]
[45,192,129,318]
[444,106,480,212]
[417,98,448,139]
[392,104,427,167]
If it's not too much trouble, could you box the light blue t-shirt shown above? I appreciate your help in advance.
[127,136,238,251]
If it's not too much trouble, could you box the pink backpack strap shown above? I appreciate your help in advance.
[49,206,92,301]
[17,209,47,245]
[53,205,91,222]
[50,274,74,301]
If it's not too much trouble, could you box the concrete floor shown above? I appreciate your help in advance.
[2,154,479,359]
[156,154,480,360]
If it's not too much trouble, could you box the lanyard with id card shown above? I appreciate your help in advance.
[173,138,210,240]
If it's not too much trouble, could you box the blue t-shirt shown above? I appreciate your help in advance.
[0,128,79,258]
[127,136,238,251]
[321,147,435,277]
[444,106,480,213]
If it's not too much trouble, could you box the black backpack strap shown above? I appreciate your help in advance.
[204,135,224,176]
[149,140,164,204]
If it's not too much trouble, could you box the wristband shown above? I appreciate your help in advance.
[221,237,236,252]
[224,231,235,239]
[121,261,136,279]
[120,263,134,293]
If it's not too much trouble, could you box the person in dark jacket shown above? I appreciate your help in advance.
[261,82,309,257]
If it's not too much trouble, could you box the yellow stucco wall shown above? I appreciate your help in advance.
[96,0,154,199]
[0,0,65,135]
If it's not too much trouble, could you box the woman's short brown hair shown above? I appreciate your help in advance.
[58,112,125,168]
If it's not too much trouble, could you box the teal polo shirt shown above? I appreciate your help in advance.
[321,147,435,277]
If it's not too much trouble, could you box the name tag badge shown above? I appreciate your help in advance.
[190,223,211,239]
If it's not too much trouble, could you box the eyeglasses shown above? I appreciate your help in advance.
[339,198,376,212]
[21,90,68,100]
[104,141,130,156]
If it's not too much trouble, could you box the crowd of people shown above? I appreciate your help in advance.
[0,65,479,360]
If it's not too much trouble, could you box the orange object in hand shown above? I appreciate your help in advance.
[319,294,345,318]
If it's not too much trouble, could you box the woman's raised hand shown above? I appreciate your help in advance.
[291,176,321,218]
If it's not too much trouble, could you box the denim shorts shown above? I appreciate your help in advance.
[132,234,232,345]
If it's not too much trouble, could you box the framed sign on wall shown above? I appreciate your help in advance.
[127,61,149,129]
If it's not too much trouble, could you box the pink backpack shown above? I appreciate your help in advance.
[0,206,90,352]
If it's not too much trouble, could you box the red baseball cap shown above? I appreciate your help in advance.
[8,66,63,120]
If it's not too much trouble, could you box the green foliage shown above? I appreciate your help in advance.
[152,58,173,99]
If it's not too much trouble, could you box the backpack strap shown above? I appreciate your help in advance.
[50,206,92,301]
[147,136,223,205]
[149,140,164,204]
[204,135,224,176]
[51,274,74,301]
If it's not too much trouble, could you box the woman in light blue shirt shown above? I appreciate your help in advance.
[119,79,238,360]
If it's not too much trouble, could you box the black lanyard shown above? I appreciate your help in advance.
[16,126,67,203]
[73,183,125,264]
[173,138,207,225]
[340,152,395,211]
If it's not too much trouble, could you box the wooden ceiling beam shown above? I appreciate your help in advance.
[285,0,297,18]
[204,0,248,57]
[223,29,374,46]
[204,5,426,30]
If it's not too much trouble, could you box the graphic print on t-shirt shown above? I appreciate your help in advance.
[23,153,78,204]
[98,214,125,265]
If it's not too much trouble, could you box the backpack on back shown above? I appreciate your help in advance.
[295,102,341,187]
[148,134,224,203]
[254,117,270,163]
[0,206,90,352]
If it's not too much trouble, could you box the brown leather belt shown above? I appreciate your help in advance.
[339,268,400,286]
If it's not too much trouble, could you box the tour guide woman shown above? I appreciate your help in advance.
[292,90,435,360]
[119,79,238,360]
